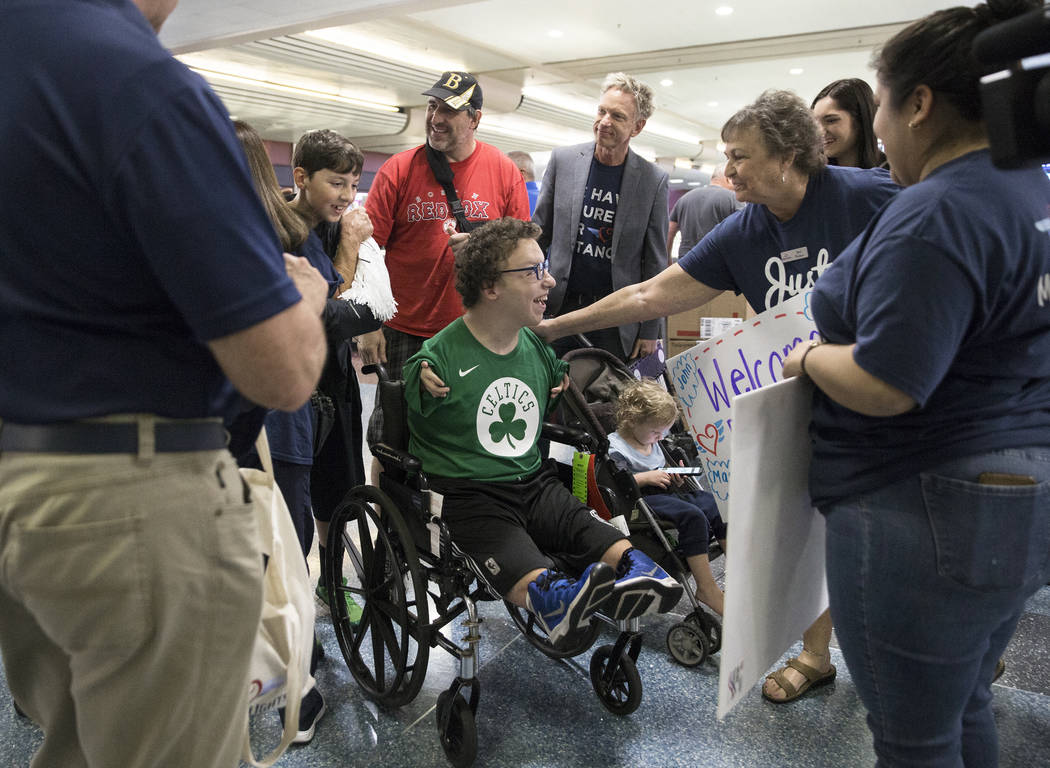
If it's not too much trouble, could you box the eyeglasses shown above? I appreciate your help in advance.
[501,257,549,282]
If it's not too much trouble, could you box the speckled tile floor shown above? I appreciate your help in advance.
[3,374,1049,768]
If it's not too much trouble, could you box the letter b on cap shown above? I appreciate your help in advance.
[443,73,463,89]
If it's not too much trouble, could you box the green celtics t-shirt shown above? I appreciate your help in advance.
[404,318,568,482]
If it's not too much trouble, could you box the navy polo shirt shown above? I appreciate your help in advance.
[0,0,301,423]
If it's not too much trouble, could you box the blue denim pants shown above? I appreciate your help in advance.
[823,447,1050,768]
[645,488,727,557]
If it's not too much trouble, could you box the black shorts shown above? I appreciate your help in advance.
[428,461,625,597]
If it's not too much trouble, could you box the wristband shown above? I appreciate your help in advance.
[800,339,822,376]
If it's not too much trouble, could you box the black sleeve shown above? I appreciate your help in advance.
[322,298,383,342]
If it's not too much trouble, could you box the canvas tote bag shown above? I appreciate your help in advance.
[240,431,316,767]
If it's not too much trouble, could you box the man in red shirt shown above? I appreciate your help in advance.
[361,71,530,457]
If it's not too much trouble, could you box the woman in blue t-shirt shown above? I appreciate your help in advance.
[539,88,899,704]
[782,1,1050,764]
[537,88,897,321]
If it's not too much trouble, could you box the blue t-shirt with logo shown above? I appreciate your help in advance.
[678,165,898,310]
[567,157,625,298]
[0,0,300,423]
[809,150,1050,505]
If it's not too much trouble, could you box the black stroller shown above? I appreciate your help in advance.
[548,345,724,667]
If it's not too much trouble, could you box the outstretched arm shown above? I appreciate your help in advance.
[536,263,722,343]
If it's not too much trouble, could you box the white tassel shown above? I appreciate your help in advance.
[338,237,397,322]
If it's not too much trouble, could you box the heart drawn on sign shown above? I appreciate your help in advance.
[695,423,719,455]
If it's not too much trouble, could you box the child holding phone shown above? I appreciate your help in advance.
[608,378,727,615]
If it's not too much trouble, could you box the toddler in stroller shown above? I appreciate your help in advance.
[607,378,727,616]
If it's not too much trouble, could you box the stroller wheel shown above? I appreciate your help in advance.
[666,622,709,667]
[589,644,642,715]
[436,689,477,768]
[688,609,722,654]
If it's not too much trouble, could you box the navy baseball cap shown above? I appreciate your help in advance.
[422,71,483,111]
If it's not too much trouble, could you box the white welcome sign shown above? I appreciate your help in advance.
[666,290,819,519]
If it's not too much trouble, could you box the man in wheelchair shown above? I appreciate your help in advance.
[404,217,683,648]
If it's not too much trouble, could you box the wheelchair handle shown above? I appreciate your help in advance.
[361,362,391,382]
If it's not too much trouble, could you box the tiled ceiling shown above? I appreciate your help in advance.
[161,0,961,186]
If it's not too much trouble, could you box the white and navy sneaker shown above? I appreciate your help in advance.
[526,563,615,646]
[605,548,683,620]
[278,686,326,744]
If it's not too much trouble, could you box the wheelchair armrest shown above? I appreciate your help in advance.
[371,442,421,474]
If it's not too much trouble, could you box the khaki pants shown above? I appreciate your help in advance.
[0,448,263,768]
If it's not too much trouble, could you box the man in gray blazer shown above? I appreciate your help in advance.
[534,72,669,360]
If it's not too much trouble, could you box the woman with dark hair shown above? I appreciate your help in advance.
[812,78,885,169]
[782,1,1049,763]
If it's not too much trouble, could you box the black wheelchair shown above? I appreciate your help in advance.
[322,365,651,767]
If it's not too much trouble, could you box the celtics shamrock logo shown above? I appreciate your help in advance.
[489,402,527,449]
[477,377,540,458]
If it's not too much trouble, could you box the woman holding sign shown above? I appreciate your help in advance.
[537,89,898,703]
[782,0,1050,764]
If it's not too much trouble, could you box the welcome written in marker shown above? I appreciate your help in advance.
[667,291,818,519]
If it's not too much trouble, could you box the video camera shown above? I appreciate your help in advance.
[975,3,1050,168]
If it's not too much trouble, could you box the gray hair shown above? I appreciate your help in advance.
[601,72,654,122]
[721,90,825,177]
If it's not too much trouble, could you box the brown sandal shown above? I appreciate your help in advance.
[762,657,836,703]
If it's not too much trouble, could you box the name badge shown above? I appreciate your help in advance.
[780,246,809,263]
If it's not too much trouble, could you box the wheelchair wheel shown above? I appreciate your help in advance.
[589,644,642,715]
[666,621,709,667]
[504,601,602,659]
[688,609,722,654]
[436,690,477,768]
[327,485,430,708]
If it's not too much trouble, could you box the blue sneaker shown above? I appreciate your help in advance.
[606,548,683,620]
[526,563,615,646]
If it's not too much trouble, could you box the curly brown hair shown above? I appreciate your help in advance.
[455,217,542,308]
[615,378,680,432]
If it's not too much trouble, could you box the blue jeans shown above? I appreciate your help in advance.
[823,447,1050,767]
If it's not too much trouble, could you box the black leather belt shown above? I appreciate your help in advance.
[0,421,227,454]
